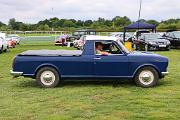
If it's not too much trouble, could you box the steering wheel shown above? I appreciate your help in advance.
[110,44,120,54]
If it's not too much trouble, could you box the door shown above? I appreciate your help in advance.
[94,41,129,77]
[56,55,94,77]
[94,55,129,77]
[167,33,175,46]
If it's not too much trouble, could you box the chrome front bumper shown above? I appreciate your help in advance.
[10,70,23,77]
[161,72,169,76]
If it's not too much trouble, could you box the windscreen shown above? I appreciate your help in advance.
[174,32,180,38]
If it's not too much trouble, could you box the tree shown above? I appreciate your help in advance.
[50,17,59,27]
[19,23,28,31]
[137,19,146,22]
[63,20,76,27]
[54,19,66,27]
[44,24,50,30]
[8,18,17,30]
[37,24,50,31]
[0,26,9,31]
[84,20,93,26]
[0,21,6,27]
[113,16,131,27]
[76,20,84,27]
[147,20,159,26]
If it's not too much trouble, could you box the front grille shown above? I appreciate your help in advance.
[158,42,165,45]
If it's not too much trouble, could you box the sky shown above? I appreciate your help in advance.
[0,0,180,24]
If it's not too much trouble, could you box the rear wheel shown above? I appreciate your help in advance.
[133,44,137,50]
[0,46,3,53]
[4,46,8,52]
[36,67,60,88]
[134,67,159,88]
[145,44,148,51]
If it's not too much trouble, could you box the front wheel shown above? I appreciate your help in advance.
[134,67,159,88]
[36,67,60,88]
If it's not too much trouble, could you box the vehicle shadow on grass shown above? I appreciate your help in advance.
[15,79,136,88]
[16,78,170,88]
[61,79,135,88]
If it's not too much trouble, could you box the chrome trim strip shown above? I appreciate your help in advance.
[161,72,169,75]
[10,70,23,77]
[61,75,133,78]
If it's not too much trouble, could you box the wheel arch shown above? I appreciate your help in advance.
[34,64,61,78]
[133,64,161,78]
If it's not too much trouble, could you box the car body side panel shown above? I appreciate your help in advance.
[13,55,94,77]
[128,53,168,77]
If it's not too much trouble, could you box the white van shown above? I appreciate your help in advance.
[0,33,8,53]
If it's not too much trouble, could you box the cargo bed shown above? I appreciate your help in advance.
[19,50,82,56]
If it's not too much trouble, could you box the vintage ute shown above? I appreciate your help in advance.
[11,36,169,88]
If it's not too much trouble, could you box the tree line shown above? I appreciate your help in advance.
[0,16,180,32]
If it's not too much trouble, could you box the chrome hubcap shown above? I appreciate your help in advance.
[139,70,154,85]
[43,74,53,81]
[40,71,55,86]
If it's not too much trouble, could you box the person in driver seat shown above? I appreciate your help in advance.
[95,42,110,55]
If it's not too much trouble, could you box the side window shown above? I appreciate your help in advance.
[0,37,4,42]
[95,41,122,55]
[166,33,170,37]
[139,35,144,40]
[169,33,174,38]
[168,33,172,37]
[172,33,175,38]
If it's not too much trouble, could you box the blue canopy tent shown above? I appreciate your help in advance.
[123,21,156,41]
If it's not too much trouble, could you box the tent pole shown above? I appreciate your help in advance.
[123,28,126,42]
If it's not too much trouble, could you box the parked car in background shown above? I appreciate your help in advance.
[55,35,75,47]
[6,37,16,48]
[109,32,132,42]
[73,35,86,49]
[11,36,169,88]
[55,35,69,46]
[72,29,96,40]
[0,37,8,53]
[163,31,180,48]
[74,35,121,50]
[7,34,21,45]
[133,33,171,51]
[133,30,151,39]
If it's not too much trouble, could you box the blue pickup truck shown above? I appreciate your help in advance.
[11,36,169,88]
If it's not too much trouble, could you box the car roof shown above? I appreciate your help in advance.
[111,32,123,34]
[75,29,96,32]
[141,33,160,35]
[172,31,180,33]
[85,35,119,41]
[8,34,19,36]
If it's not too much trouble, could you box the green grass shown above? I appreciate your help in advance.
[18,34,63,37]
[0,41,180,120]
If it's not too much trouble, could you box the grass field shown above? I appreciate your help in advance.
[0,41,180,120]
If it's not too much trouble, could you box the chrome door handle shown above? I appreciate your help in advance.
[94,57,101,60]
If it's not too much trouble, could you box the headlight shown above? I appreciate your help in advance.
[166,41,170,44]
[149,41,156,45]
